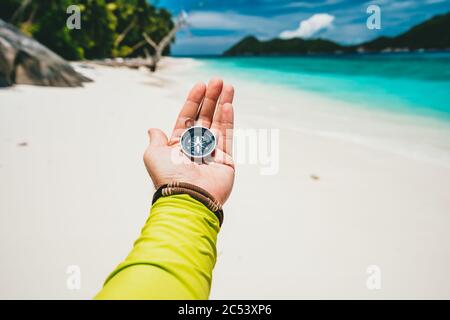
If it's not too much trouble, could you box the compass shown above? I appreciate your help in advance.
[180,126,217,159]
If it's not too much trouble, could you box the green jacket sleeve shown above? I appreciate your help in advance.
[94,194,221,300]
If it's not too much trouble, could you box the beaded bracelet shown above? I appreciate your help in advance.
[152,182,224,226]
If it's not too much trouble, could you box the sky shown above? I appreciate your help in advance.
[154,0,450,55]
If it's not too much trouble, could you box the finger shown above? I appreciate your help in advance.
[196,78,223,128]
[212,84,234,154]
[170,82,206,141]
[211,102,234,155]
[218,84,234,108]
[147,128,168,148]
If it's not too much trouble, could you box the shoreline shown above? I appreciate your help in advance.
[0,57,449,299]
[177,49,450,60]
[192,52,450,124]
[189,57,450,168]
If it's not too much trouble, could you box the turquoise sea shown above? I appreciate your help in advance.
[197,53,450,122]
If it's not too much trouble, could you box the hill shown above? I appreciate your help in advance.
[224,12,450,56]
[223,36,348,56]
[358,12,450,51]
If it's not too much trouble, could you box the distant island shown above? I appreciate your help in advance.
[224,12,450,56]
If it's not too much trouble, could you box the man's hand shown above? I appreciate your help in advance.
[144,78,235,205]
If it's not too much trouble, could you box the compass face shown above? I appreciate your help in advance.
[180,126,216,159]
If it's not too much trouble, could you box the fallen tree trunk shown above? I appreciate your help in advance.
[94,57,154,69]
[0,19,91,87]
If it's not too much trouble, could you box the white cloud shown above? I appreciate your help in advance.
[279,13,335,39]
[187,11,281,34]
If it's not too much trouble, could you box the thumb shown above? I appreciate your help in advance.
[147,128,168,148]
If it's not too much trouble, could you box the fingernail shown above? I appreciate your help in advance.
[185,118,194,127]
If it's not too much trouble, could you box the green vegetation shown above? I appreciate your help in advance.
[224,36,347,56]
[0,0,174,60]
[358,12,450,51]
[224,12,450,56]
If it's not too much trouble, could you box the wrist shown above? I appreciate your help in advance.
[152,182,224,226]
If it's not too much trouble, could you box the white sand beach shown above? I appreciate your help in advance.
[0,57,449,299]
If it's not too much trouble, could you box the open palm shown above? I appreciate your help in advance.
[144,79,235,204]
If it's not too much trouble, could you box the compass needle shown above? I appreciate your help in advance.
[180,126,216,159]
